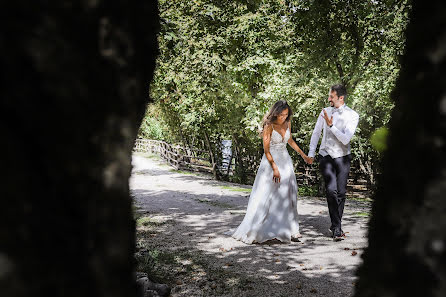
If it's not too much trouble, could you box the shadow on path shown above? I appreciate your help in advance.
[131,154,370,296]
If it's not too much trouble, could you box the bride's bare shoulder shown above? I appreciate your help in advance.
[263,123,273,132]
[262,124,273,137]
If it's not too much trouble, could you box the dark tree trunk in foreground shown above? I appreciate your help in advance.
[0,1,159,297]
[355,1,446,296]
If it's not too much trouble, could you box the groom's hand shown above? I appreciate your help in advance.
[322,109,333,127]
[303,155,313,165]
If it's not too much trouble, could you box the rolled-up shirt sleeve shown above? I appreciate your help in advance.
[330,112,359,145]
[308,111,324,158]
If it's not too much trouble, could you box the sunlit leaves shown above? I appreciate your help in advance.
[370,127,389,153]
[146,0,410,184]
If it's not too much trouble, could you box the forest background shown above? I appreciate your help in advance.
[139,0,411,192]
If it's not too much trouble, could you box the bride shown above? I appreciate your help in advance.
[231,100,311,244]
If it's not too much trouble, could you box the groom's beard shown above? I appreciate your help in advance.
[329,102,334,107]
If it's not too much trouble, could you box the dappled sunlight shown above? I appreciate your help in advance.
[131,154,371,296]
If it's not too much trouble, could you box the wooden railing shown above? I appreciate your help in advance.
[133,138,371,198]
[133,139,214,173]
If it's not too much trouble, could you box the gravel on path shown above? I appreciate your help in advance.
[130,153,371,297]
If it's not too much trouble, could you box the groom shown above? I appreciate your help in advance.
[307,84,359,241]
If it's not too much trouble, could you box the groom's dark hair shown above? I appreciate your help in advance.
[330,84,347,99]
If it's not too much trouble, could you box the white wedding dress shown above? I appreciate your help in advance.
[230,127,300,244]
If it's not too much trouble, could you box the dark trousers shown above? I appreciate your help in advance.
[319,154,351,233]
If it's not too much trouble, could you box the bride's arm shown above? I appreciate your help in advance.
[263,124,281,183]
[287,121,311,163]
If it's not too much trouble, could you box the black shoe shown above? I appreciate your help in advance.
[333,230,344,242]
[331,227,345,236]
[329,226,343,234]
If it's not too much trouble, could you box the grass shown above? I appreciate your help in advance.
[135,241,256,294]
[134,208,259,294]
[136,216,172,228]
[219,185,251,193]
[298,184,319,196]
[135,247,178,284]
[352,211,370,217]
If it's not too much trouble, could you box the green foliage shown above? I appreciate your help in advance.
[136,216,168,228]
[138,104,171,141]
[138,116,164,140]
[370,127,389,153]
[298,184,319,197]
[143,0,411,187]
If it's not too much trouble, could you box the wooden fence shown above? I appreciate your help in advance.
[133,139,213,172]
[133,138,370,198]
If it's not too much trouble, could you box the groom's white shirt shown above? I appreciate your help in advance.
[308,104,359,159]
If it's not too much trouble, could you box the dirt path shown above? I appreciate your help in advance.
[130,153,371,297]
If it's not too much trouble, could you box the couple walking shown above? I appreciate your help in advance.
[230,84,359,244]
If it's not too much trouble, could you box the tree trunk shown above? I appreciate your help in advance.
[358,155,375,189]
[226,153,234,176]
[0,1,159,297]
[232,134,247,184]
[203,130,218,179]
[178,127,195,158]
[355,1,446,296]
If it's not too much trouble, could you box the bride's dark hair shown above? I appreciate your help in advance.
[259,100,293,134]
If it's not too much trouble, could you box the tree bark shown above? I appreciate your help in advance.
[0,1,159,297]
[355,1,446,296]
[232,134,247,184]
[203,130,218,179]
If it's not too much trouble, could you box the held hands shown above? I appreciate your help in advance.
[304,156,314,165]
[303,155,314,165]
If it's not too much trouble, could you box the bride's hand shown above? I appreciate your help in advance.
[303,155,313,165]
[273,168,281,183]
